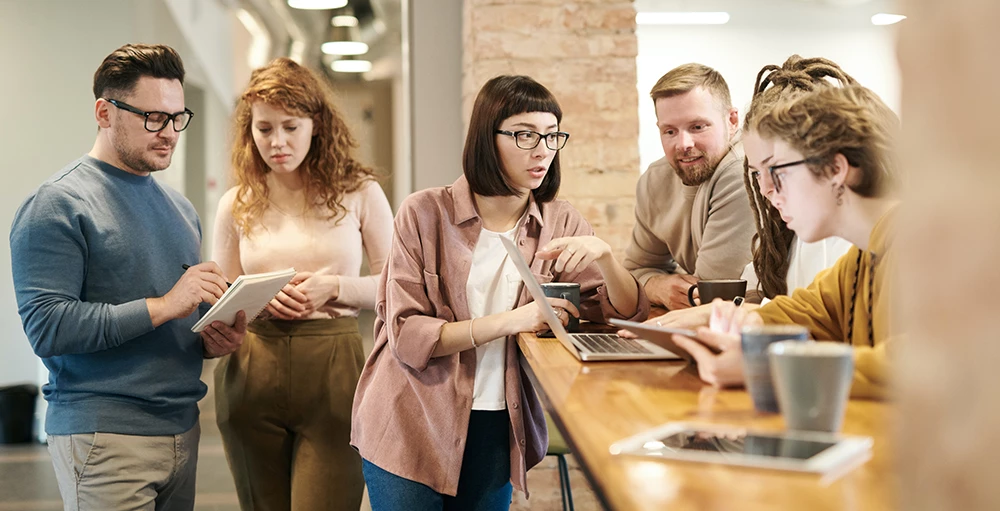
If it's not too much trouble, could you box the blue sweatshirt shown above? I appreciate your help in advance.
[10,155,207,436]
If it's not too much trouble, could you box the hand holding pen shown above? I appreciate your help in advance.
[147,262,229,327]
[180,264,246,358]
[182,264,232,287]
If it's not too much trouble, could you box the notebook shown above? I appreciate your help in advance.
[190,268,296,332]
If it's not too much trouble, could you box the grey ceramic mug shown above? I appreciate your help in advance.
[769,341,854,432]
[740,324,809,413]
[540,282,581,332]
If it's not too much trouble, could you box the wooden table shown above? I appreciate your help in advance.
[517,332,895,511]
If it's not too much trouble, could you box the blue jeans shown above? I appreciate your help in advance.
[363,410,513,511]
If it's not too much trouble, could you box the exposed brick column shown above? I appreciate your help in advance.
[462,1,640,260]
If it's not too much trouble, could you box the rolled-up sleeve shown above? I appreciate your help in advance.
[381,203,447,372]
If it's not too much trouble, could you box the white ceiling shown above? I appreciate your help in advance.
[634,0,905,29]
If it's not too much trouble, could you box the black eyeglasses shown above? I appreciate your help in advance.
[496,129,570,151]
[767,158,820,194]
[104,98,194,133]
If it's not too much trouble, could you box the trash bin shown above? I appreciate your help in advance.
[0,384,39,444]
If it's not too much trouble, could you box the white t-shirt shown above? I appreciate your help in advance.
[466,226,521,410]
[741,236,854,303]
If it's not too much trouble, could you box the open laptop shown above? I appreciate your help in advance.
[499,235,680,362]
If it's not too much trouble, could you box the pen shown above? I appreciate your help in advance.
[181,264,232,287]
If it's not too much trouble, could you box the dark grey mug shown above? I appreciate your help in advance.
[688,279,748,307]
[740,325,809,413]
[540,282,580,332]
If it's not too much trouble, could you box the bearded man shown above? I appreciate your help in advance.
[625,63,755,310]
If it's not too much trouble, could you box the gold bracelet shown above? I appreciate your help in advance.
[469,317,479,348]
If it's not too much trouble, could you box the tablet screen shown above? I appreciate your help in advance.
[650,430,837,460]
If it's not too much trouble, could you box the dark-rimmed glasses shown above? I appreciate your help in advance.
[104,98,194,133]
[767,158,820,194]
[496,129,570,151]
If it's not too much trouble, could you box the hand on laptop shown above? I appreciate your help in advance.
[509,297,579,334]
[536,236,613,281]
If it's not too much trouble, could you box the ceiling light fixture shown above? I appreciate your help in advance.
[331,58,372,73]
[322,21,369,55]
[332,15,359,27]
[636,12,730,25]
[871,13,906,25]
[322,40,369,55]
[287,0,348,10]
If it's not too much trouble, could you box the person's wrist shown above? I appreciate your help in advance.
[645,274,668,305]
[147,296,172,326]
[326,275,340,301]
[499,310,521,336]
[595,250,616,270]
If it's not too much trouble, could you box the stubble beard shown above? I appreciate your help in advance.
[111,126,173,175]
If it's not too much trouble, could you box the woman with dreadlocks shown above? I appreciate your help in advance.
[672,80,901,400]
[741,55,857,302]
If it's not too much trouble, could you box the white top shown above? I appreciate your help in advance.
[741,236,854,303]
[466,225,521,411]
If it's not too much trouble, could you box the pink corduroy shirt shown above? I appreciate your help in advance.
[350,175,649,497]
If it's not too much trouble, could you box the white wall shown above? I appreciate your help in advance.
[0,0,235,386]
[409,0,463,192]
[636,23,901,172]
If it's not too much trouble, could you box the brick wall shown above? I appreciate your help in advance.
[462,0,640,260]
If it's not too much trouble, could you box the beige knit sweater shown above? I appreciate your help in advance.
[624,144,755,284]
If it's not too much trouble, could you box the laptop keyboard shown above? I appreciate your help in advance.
[573,333,652,355]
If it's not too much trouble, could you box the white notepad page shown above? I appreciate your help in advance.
[190,268,296,332]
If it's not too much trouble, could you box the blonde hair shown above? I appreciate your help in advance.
[230,58,376,235]
[649,63,732,111]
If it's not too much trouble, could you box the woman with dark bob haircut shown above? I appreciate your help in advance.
[351,75,649,510]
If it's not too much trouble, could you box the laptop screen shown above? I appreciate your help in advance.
[498,235,577,351]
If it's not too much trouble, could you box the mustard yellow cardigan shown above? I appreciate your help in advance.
[756,209,895,400]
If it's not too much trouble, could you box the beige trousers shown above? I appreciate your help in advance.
[46,423,201,511]
[215,317,366,511]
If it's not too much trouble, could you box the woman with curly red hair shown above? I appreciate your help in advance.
[212,57,393,510]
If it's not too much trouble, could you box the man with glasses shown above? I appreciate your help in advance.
[624,63,756,310]
[10,43,244,511]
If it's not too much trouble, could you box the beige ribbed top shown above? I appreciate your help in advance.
[212,179,393,318]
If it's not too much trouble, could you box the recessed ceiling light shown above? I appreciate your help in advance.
[321,41,369,56]
[871,13,906,25]
[636,12,730,25]
[332,15,359,27]
[331,60,372,73]
[287,0,347,10]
